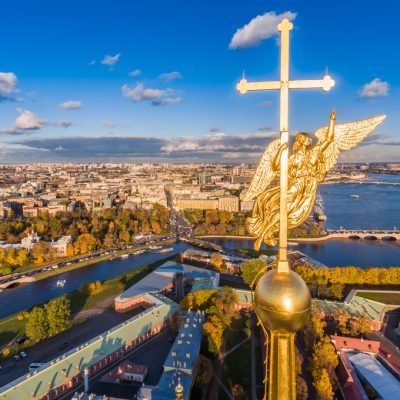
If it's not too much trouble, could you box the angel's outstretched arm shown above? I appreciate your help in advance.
[321,109,336,151]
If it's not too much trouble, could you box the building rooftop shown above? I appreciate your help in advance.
[163,311,206,374]
[115,261,219,303]
[349,352,400,400]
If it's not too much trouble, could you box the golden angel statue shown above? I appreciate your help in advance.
[243,110,386,250]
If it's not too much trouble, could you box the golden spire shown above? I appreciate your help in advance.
[175,376,184,400]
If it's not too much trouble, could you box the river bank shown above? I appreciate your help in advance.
[0,255,176,351]
[0,241,189,319]
[35,238,177,281]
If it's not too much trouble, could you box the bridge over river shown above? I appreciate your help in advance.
[294,230,400,242]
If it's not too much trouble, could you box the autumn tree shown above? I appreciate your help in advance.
[329,283,344,300]
[241,259,266,288]
[311,336,338,377]
[74,233,98,254]
[313,368,333,400]
[32,241,49,264]
[26,306,48,342]
[203,315,224,355]
[180,289,217,311]
[332,308,350,335]
[296,375,308,400]
[210,252,223,270]
[304,307,326,353]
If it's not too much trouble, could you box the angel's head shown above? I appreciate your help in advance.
[293,132,313,152]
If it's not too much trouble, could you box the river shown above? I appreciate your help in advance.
[0,242,189,319]
[210,173,400,269]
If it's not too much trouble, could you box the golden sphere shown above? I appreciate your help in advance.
[254,269,311,333]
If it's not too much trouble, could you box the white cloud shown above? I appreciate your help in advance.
[101,53,121,67]
[229,11,297,49]
[121,82,181,106]
[0,108,47,135]
[0,72,18,95]
[159,71,182,81]
[103,120,118,128]
[209,126,222,133]
[58,100,82,109]
[57,120,72,128]
[359,78,389,98]
[259,100,272,107]
[129,69,142,77]
[152,97,181,106]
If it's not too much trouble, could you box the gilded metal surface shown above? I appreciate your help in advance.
[254,269,311,333]
[244,111,385,251]
[236,17,336,270]
[253,269,311,400]
[236,16,386,400]
[175,377,184,400]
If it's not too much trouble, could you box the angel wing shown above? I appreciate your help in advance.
[243,138,280,201]
[313,114,386,173]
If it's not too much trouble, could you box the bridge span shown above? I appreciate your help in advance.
[0,276,35,289]
[294,230,400,242]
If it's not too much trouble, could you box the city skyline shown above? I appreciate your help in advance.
[0,0,398,163]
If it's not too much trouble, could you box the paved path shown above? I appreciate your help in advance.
[73,295,116,320]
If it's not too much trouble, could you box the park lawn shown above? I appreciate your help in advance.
[356,291,400,305]
[0,314,26,346]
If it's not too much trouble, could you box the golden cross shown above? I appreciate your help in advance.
[237,18,335,273]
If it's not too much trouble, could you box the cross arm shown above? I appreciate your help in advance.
[288,75,335,92]
[236,78,280,95]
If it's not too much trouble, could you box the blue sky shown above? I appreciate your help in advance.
[0,0,398,162]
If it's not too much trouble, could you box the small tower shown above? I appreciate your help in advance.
[175,376,184,400]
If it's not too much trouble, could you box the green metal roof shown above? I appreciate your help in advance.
[0,293,178,400]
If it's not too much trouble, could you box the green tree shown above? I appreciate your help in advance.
[26,306,48,342]
[241,259,266,288]
[45,297,71,336]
